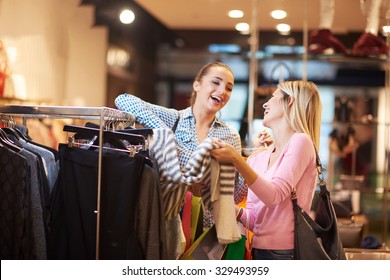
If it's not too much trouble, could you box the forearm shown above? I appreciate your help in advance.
[115,93,175,128]
[231,154,258,186]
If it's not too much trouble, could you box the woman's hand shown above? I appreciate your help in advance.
[212,139,258,186]
[211,139,241,164]
[254,130,274,148]
[188,184,206,197]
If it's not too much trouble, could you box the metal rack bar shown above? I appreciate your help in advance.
[0,105,135,259]
[0,105,135,123]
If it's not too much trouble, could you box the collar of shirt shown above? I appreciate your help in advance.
[181,107,224,128]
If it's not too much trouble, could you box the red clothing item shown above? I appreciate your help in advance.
[241,133,317,250]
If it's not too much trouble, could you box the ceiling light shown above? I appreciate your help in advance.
[240,29,251,35]
[228,10,244,18]
[235,22,249,32]
[276,23,291,35]
[270,10,287,19]
[382,25,390,36]
[119,9,135,24]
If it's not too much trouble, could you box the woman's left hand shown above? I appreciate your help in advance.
[254,130,274,148]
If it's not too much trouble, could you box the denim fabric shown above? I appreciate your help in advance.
[252,248,294,260]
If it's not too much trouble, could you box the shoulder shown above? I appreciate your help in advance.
[215,118,239,133]
[286,133,316,161]
[291,132,313,146]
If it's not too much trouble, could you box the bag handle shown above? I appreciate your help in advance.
[172,113,180,133]
[291,144,334,234]
[291,144,327,199]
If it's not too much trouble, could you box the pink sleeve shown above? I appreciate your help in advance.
[248,133,315,207]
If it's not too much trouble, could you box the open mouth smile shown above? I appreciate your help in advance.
[211,95,222,104]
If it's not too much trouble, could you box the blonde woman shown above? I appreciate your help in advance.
[211,80,322,260]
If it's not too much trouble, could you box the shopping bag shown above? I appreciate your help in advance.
[224,235,246,260]
[292,150,346,260]
[180,225,227,260]
[224,210,252,260]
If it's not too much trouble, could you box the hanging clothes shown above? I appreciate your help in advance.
[1,126,59,260]
[0,105,143,260]
[47,141,166,260]
[0,145,31,259]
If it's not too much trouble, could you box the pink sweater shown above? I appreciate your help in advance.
[241,132,317,250]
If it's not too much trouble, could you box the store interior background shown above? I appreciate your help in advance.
[1,0,389,247]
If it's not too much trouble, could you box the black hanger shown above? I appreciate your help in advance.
[1,127,22,140]
[0,129,21,152]
[63,125,146,150]
[13,125,32,141]
[117,127,154,138]
[83,121,153,140]
[2,126,31,142]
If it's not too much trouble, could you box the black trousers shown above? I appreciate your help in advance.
[48,145,145,259]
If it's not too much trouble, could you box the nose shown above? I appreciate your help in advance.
[217,87,225,94]
[263,102,268,109]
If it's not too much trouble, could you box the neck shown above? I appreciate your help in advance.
[270,122,295,154]
[192,103,215,126]
[192,104,216,142]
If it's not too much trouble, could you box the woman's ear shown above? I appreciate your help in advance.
[193,80,200,92]
[288,96,295,107]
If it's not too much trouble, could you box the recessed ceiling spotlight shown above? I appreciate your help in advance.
[228,10,244,18]
[270,10,287,19]
[119,9,135,24]
[276,23,291,35]
[235,22,250,32]
[240,29,251,35]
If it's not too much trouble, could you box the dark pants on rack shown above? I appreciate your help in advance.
[48,145,145,260]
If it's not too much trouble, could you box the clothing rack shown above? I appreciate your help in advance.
[0,105,136,259]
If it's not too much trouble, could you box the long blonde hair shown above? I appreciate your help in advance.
[277,80,322,151]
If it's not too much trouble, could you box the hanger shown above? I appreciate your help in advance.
[1,127,22,140]
[83,122,153,151]
[63,125,146,151]
[83,121,154,138]
[13,126,31,141]
[1,126,31,142]
[0,129,22,153]
[117,127,154,138]
[0,115,30,141]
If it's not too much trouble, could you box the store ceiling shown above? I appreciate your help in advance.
[90,0,389,33]
[133,0,370,32]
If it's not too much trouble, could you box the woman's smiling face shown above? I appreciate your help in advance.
[262,89,286,128]
[193,65,234,114]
